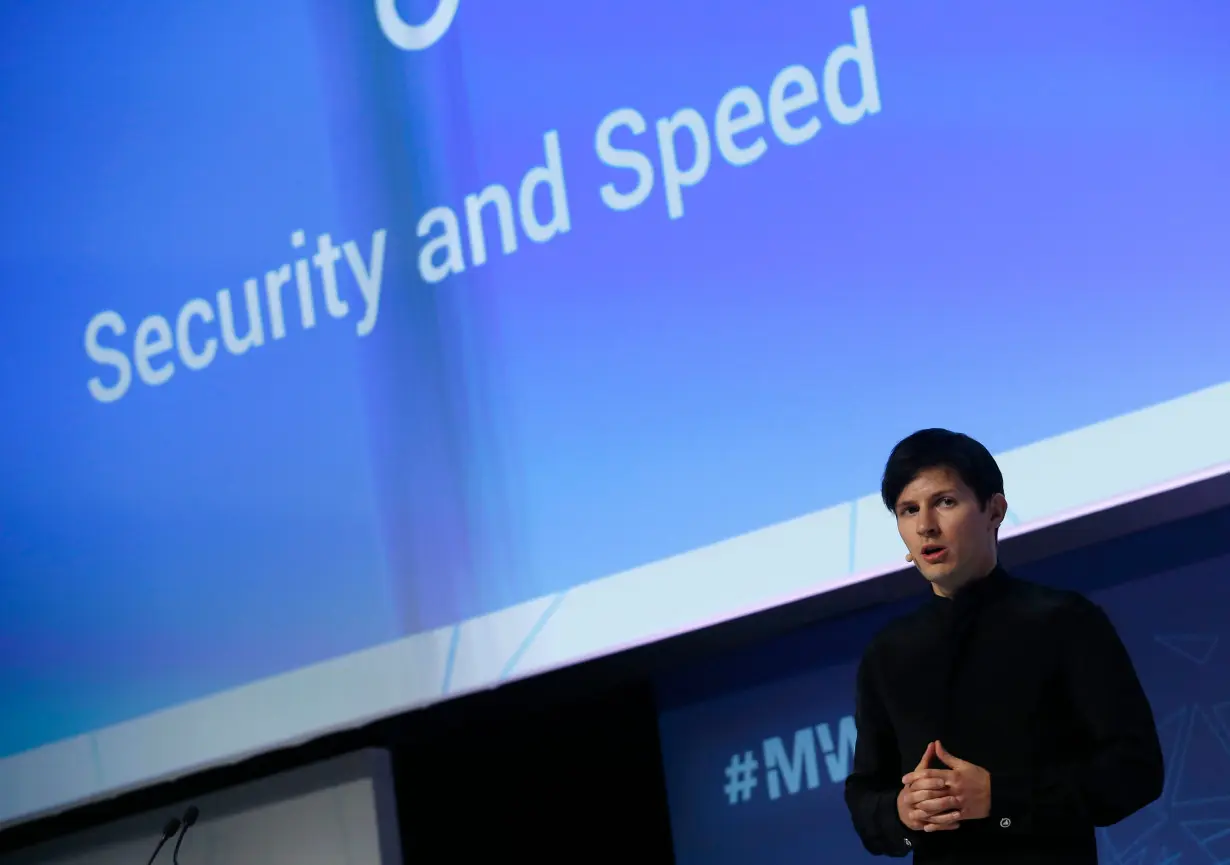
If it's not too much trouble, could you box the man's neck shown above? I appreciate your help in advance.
[931,560,999,598]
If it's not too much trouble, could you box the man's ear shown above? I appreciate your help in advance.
[988,492,1008,531]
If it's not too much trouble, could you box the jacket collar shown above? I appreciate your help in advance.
[931,564,1010,613]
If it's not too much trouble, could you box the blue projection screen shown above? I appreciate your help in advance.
[657,518,1230,865]
[2,0,1230,825]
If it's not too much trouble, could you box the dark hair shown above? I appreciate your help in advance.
[880,428,1004,512]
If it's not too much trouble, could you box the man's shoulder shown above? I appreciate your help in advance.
[863,600,934,659]
[860,576,1098,658]
[1003,574,1097,619]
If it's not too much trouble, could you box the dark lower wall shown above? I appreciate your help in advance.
[392,681,675,863]
[0,674,676,864]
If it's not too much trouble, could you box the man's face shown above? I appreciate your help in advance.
[893,466,1006,595]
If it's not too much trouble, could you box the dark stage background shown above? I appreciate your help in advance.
[658,505,1230,865]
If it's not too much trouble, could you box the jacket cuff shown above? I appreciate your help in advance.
[989,771,1033,835]
[877,790,919,856]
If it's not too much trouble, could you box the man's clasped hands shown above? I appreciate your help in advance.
[897,740,992,833]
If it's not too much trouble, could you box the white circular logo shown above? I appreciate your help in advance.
[999,817,1012,828]
[375,0,460,51]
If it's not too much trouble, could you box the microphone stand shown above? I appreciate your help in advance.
[171,806,200,865]
[145,818,181,865]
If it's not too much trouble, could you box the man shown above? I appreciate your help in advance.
[844,429,1163,863]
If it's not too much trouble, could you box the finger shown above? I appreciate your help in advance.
[914,741,936,773]
[934,740,964,769]
[913,810,959,829]
[917,796,961,814]
[923,821,961,832]
[908,777,948,792]
[903,764,938,785]
[906,787,947,806]
[903,769,951,786]
[924,809,963,825]
[906,786,952,806]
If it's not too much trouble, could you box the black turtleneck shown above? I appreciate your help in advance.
[844,567,1163,864]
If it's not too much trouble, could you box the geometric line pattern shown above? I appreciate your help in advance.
[1172,706,1230,809]
[847,501,859,574]
[441,624,463,694]
[499,591,567,681]
[1181,819,1230,865]
[1155,635,1220,666]
[1215,702,1230,745]
[1092,613,1230,865]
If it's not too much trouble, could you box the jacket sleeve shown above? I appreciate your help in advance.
[990,600,1164,835]
[845,648,917,857]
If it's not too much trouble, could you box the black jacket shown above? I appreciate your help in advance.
[844,567,1163,863]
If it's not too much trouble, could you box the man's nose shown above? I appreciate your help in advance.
[916,511,939,536]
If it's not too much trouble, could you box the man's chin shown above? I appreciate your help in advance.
[918,562,957,584]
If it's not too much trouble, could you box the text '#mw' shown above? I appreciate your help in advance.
[724,715,856,805]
